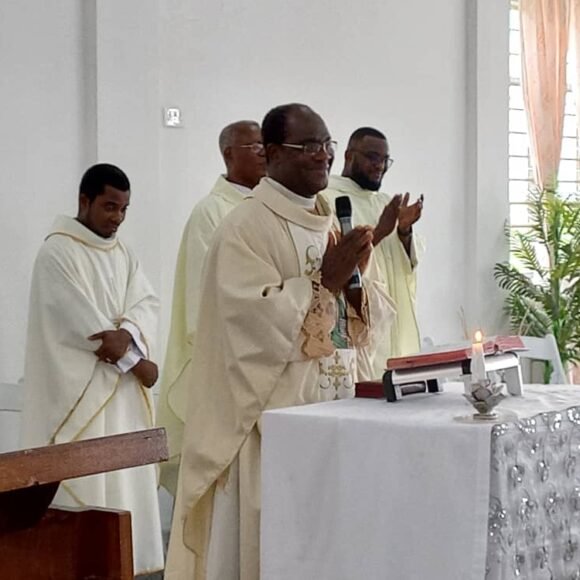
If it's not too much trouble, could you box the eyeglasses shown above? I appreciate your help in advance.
[353,150,394,169]
[237,143,265,154]
[281,140,337,156]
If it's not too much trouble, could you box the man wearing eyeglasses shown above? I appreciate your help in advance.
[165,104,393,580]
[323,127,423,374]
[157,120,266,496]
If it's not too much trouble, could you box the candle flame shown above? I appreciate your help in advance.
[474,330,483,343]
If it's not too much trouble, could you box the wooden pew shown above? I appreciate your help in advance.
[0,428,168,579]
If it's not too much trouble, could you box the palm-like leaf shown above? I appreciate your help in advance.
[494,263,542,302]
[510,232,546,279]
[504,294,550,336]
[496,185,580,372]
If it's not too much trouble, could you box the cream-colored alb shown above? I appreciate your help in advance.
[20,215,164,576]
[157,175,250,495]
[165,178,394,580]
[323,175,421,372]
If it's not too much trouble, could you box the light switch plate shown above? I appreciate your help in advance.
[163,107,183,128]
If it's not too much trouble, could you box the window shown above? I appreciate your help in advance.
[508,0,579,230]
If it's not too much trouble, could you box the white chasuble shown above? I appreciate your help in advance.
[165,178,378,580]
[20,215,164,575]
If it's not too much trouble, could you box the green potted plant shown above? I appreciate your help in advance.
[494,186,580,380]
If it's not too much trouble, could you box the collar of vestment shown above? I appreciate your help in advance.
[46,215,119,250]
[328,175,380,197]
[255,177,333,232]
[211,175,251,204]
[229,180,253,197]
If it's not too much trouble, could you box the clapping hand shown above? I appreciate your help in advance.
[321,226,374,293]
[397,193,424,235]
[374,194,402,245]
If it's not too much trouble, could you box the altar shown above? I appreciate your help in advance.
[261,383,580,579]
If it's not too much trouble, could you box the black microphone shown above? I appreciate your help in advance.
[335,196,362,290]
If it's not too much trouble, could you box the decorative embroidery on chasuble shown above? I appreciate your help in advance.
[287,222,357,400]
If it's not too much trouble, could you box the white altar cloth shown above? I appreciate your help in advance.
[261,383,580,580]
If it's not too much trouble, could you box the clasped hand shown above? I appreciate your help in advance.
[320,226,373,293]
[88,328,132,364]
[131,359,159,388]
[88,328,158,387]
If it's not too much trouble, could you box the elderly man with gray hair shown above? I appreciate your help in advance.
[157,120,266,495]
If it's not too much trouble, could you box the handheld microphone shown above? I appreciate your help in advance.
[335,196,362,290]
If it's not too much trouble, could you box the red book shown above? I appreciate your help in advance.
[386,335,526,371]
[355,381,384,398]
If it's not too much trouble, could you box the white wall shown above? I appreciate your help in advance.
[158,0,474,346]
[0,0,508,385]
[94,0,163,308]
[0,0,87,383]
[465,0,510,336]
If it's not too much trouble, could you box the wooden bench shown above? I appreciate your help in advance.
[0,428,168,579]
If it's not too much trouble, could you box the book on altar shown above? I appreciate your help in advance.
[386,335,526,371]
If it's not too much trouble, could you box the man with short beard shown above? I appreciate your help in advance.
[323,127,423,373]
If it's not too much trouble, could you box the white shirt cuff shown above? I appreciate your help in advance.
[120,320,147,358]
[116,345,142,373]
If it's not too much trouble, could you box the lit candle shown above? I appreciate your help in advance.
[471,330,486,383]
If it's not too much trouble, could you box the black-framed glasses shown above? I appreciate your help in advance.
[281,140,337,156]
[354,150,394,169]
[237,143,265,154]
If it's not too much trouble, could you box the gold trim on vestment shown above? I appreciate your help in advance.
[165,357,192,424]
[119,316,155,427]
[70,374,123,442]
[45,231,118,251]
[50,365,98,444]
[120,316,151,358]
[60,481,87,507]
[139,384,154,427]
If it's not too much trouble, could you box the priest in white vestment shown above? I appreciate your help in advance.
[165,104,394,580]
[158,120,266,496]
[20,164,164,575]
[322,127,424,376]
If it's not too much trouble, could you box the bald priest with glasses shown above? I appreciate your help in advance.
[157,120,266,496]
[322,127,424,376]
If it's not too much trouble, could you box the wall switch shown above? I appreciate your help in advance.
[163,107,183,127]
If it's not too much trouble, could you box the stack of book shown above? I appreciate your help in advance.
[355,336,526,399]
[386,335,526,371]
